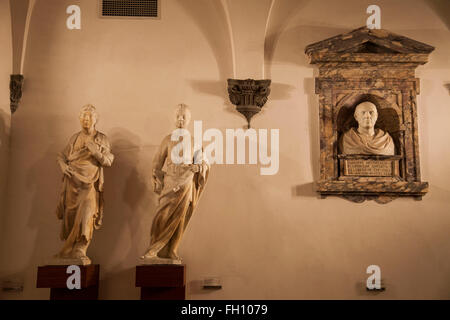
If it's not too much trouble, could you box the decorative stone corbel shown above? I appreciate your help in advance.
[10,74,24,114]
[227,79,271,128]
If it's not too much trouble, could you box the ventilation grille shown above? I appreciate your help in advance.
[102,0,159,18]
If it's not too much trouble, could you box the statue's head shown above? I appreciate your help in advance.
[174,103,191,129]
[79,104,98,131]
[354,102,378,130]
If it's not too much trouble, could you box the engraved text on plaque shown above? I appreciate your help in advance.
[344,159,393,177]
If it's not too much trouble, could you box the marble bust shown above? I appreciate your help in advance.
[340,102,395,155]
[141,104,210,264]
[50,105,114,265]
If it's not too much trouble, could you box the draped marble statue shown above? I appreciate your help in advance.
[51,105,114,265]
[141,104,210,264]
[340,102,395,155]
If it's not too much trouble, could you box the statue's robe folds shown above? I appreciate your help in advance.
[340,127,395,155]
[147,136,210,257]
[56,131,114,255]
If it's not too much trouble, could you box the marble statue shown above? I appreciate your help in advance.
[51,104,114,265]
[141,104,210,264]
[340,101,395,155]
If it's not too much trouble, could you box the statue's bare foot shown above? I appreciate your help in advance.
[167,251,181,261]
[72,249,88,259]
[141,251,157,259]
[54,251,70,259]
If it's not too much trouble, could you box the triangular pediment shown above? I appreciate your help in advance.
[305,26,435,57]
[341,41,401,54]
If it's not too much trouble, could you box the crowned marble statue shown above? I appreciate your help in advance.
[51,104,114,265]
[141,104,210,264]
[340,101,395,155]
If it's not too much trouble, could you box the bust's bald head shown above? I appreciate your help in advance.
[354,102,378,130]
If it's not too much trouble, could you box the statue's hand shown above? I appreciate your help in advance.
[152,178,163,194]
[62,164,74,178]
[182,163,200,173]
[152,169,164,194]
[86,141,99,155]
[94,214,103,229]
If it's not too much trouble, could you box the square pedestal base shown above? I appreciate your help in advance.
[36,264,99,300]
[135,264,186,300]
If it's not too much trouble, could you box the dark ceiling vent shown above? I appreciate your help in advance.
[101,0,159,18]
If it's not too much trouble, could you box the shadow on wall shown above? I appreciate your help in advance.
[189,79,234,115]
[445,82,450,95]
[266,25,349,68]
[254,81,297,127]
[0,109,11,284]
[269,83,296,101]
[354,280,392,298]
[291,182,320,199]
[8,144,61,298]
[424,0,450,29]
[0,125,159,299]
[304,74,320,184]
[189,79,296,129]
[175,0,233,81]
[26,144,61,260]
[0,109,10,185]
[280,27,353,197]
[97,127,154,264]
[176,0,237,118]
[18,127,156,299]
[264,0,312,77]
[270,26,350,186]
[264,17,349,194]
[94,127,156,299]
[183,0,313,124]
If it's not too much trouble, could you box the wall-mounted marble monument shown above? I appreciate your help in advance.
[305,27,434,203]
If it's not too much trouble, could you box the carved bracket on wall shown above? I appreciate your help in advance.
[10,74,24,114]
[227,79,271,128]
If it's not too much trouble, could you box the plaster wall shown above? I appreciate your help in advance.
[0,0,449,299]
[0,0,12,255]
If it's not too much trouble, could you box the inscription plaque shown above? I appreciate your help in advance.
[345,159,393,176]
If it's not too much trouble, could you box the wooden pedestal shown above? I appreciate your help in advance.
[36,265,100,300]
[135,265,186,300]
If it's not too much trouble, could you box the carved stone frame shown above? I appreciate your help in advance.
[305,27,434,203]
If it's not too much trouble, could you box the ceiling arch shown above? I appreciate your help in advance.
[10,0,36,75]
